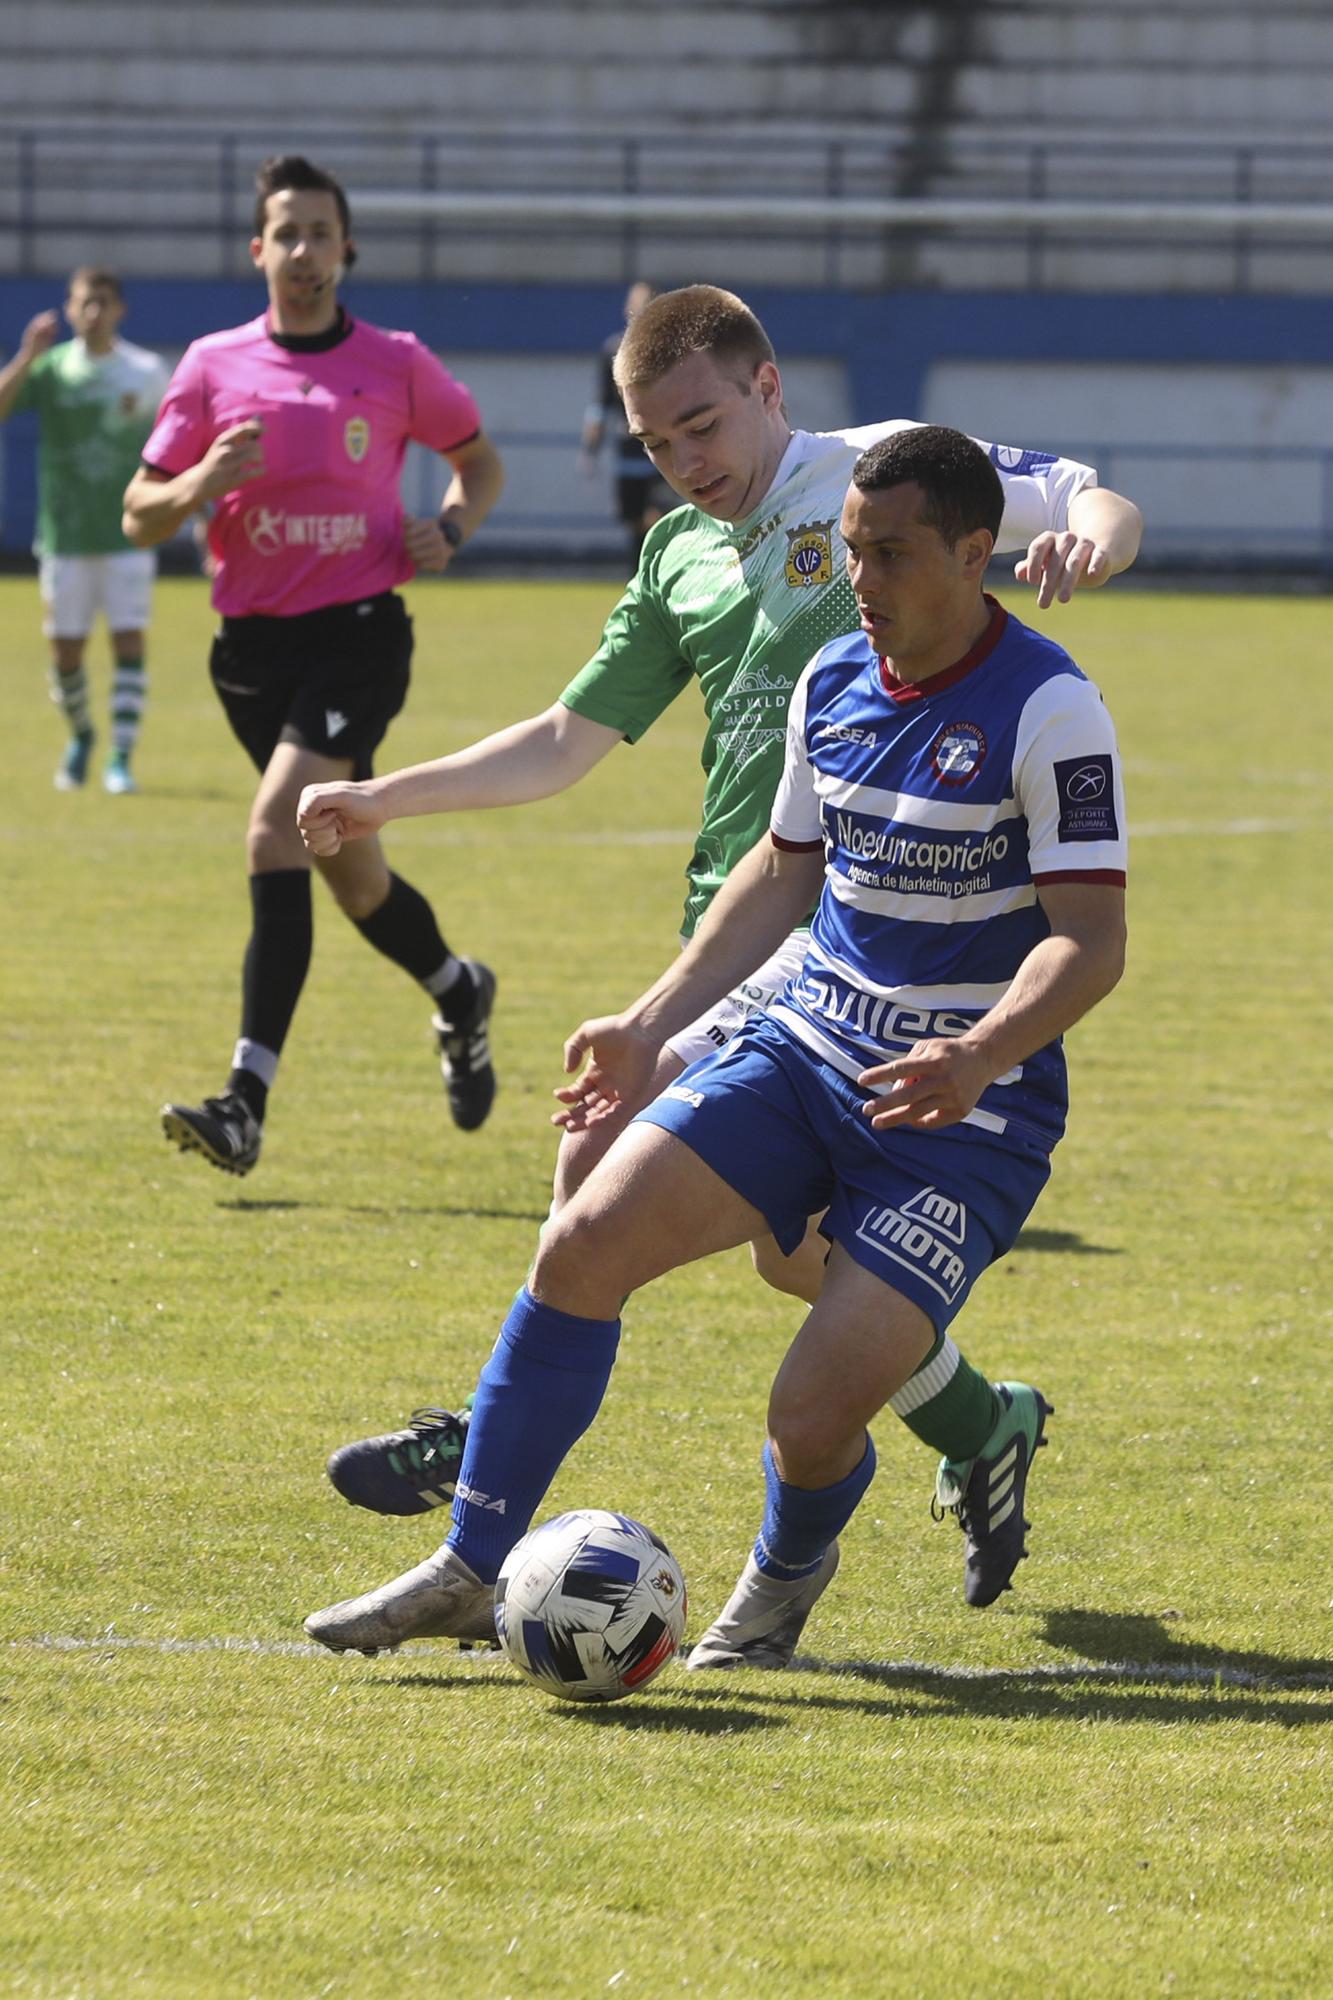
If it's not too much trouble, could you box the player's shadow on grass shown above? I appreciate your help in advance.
[217,1197,549,1225]
[384,1661,1329,1732]
[386,1669,781,1734]
[1041,1606,1332,1689]
[1012,1227,1120,1256]
[789,1603,1332,1730]
[368,1656,1328,1731]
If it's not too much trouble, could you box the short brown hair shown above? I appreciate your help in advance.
[253,154,353,246]
[613,284,775,395]
[67,266,123,300]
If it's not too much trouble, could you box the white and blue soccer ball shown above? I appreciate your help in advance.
[495,1509,687,1703]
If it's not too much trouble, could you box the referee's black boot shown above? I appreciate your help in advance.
[433,959,497,1132]
[161,1088,262,1176]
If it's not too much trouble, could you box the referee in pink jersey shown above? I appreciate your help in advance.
[124,155,505,1176]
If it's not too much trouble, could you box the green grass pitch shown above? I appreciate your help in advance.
[1,573,1329,1998]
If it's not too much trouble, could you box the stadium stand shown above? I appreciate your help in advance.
[0,0,1330,290]
[1,2,1330,569]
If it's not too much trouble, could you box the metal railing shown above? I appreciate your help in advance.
[3,125,1332,289]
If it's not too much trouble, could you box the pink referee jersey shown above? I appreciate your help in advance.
[143,313,482,618]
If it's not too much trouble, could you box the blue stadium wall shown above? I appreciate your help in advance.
[3,279,1332,566]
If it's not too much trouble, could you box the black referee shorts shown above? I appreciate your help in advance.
[208,591,413,779]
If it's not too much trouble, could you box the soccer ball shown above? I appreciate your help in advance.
[495,1509,688,1703]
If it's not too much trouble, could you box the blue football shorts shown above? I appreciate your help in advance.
[633,1013,1051,1333]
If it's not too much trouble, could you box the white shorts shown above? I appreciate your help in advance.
[664,927,811,1070]
[39,551,156,640]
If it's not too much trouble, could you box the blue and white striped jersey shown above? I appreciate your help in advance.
[768,600,1127,1153]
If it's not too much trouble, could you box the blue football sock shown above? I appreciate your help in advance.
[446,1287,621,1584]
[753,1435,877,1580]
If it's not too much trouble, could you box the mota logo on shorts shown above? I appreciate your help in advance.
[785,521,834,589]
[901,1185,967,1243]
[1054,754,1118,842]
[854,1187,969,1304]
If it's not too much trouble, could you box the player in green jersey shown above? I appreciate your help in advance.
[0,268,170,793]
[301,283,1141,1225]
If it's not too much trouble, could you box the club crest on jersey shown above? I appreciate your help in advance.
[785,520,834,589]
[343,416,370,462]
[932,720,987,785]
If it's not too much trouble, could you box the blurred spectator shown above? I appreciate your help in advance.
[580,280,677,570]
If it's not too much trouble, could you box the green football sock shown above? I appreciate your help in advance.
[49,663,92,737]
[889,1331,1000,1461]
[110,657,147,755]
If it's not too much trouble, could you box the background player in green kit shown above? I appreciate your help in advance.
[0,268,170,793]
[298,284,1143,1519]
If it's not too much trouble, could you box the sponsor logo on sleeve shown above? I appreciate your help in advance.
[785,520,835,588]
[932,720,987,785]
[989,445,1058,475]
[1053,754,1119,842]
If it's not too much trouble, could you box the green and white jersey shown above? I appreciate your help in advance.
[15,336,170,555]
[562,421,1097,936]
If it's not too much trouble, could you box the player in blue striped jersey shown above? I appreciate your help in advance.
[765,550,1125,1158]
[305,427,1127,1666]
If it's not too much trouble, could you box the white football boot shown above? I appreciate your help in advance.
[304,1544,496,1656]
[686,1541,840,1670]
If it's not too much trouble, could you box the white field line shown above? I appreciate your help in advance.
[10,1634,1331,1690]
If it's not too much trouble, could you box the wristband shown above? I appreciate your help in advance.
[438,514,464,549]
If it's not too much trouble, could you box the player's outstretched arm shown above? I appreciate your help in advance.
[297,701,622,856]
[0,310,60,422]
[556,836,826,1127]
[859,879,1126,1131]
[1015,485,1144,608]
